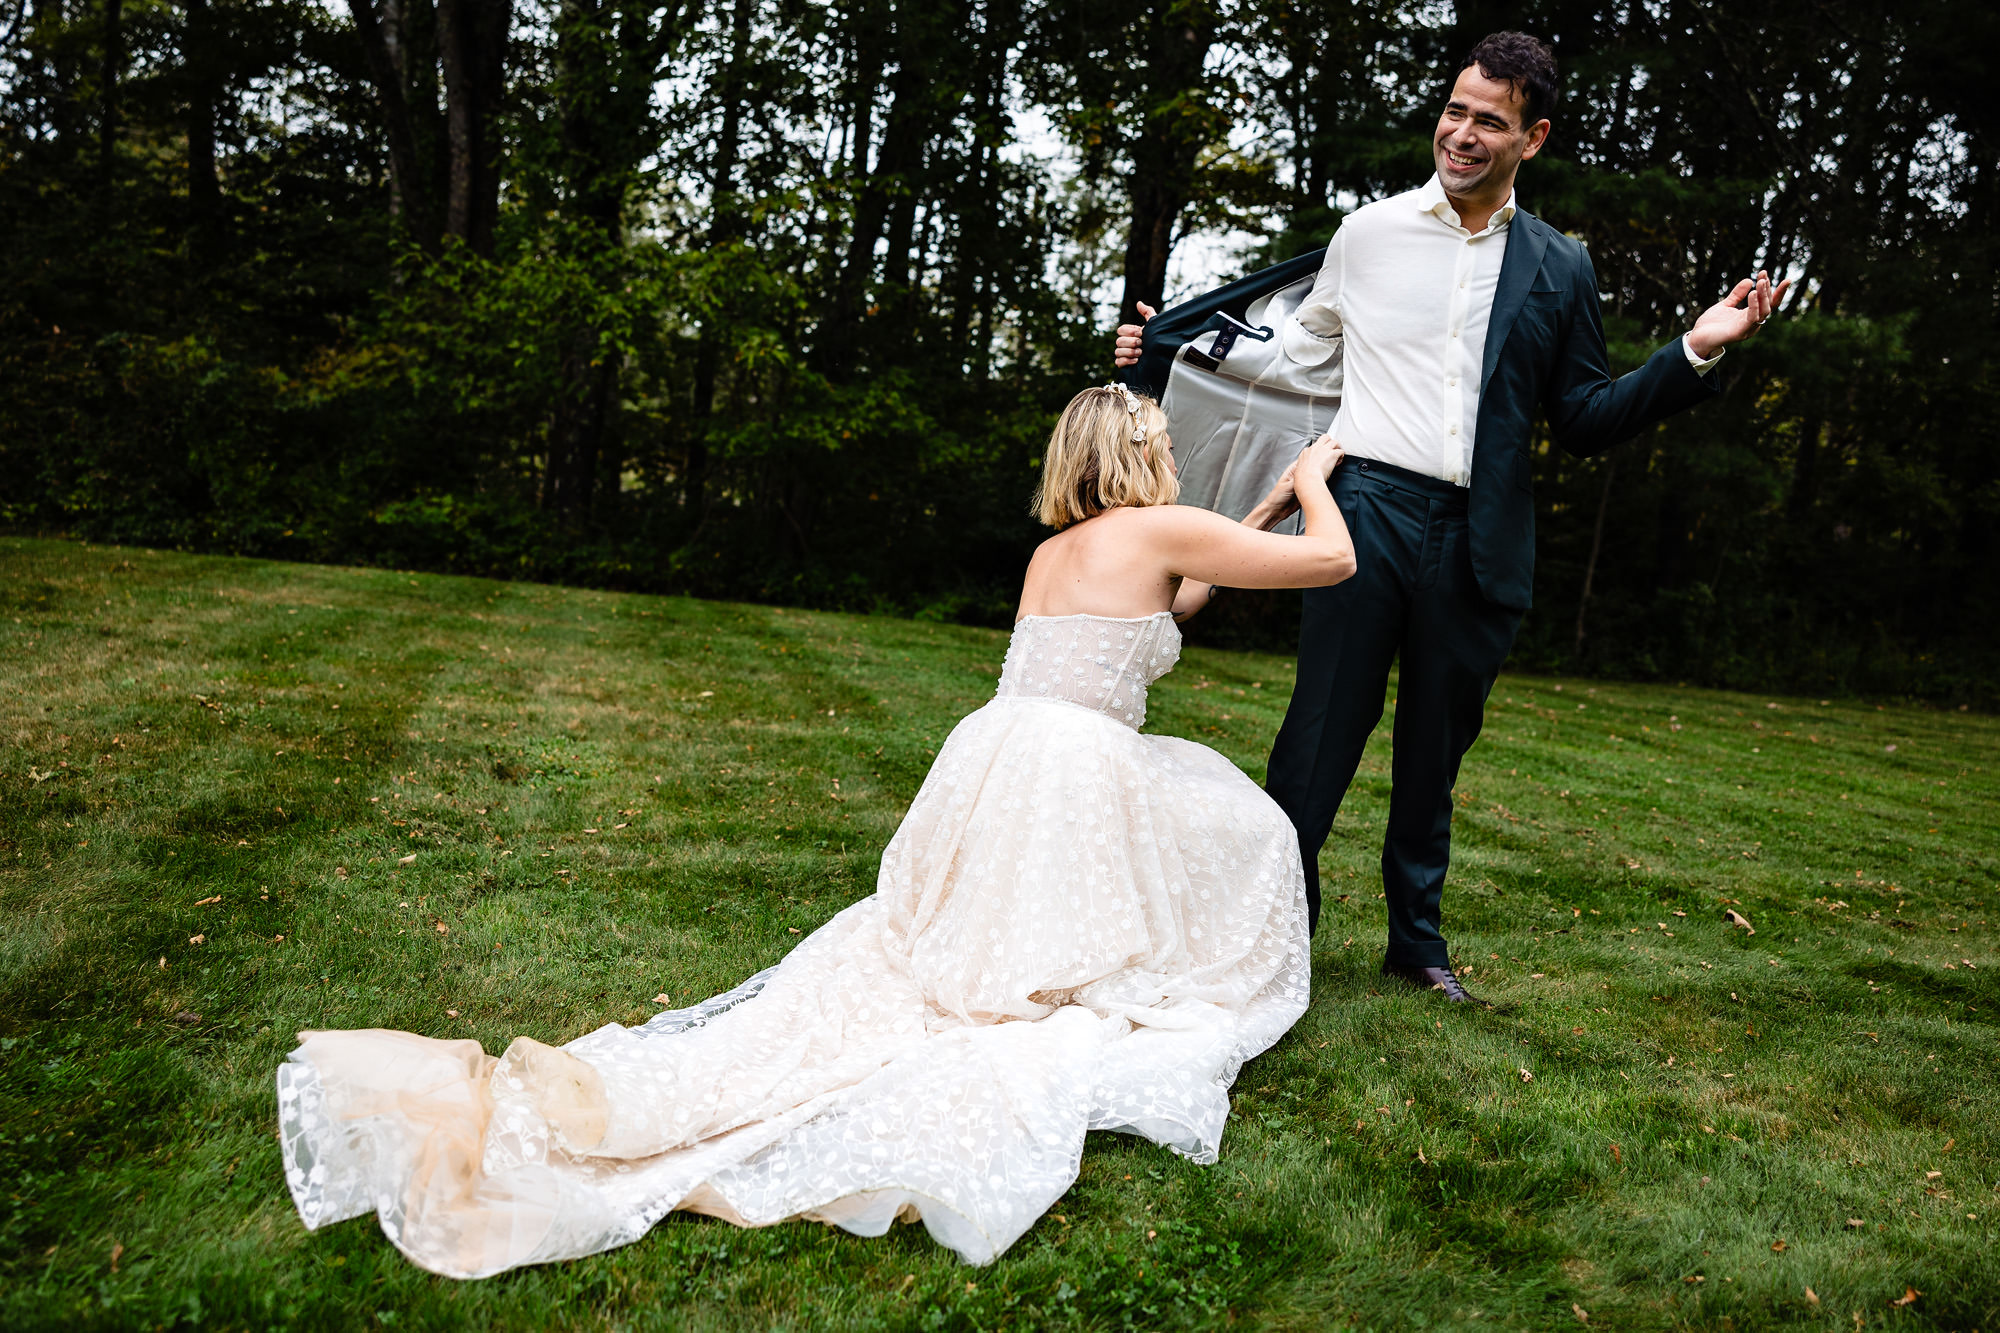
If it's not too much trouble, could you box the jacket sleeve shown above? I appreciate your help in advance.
[1544,247,1722,459]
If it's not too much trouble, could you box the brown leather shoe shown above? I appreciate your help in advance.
[1380,960,1480,1003]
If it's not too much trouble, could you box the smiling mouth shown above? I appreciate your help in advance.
[1444,150,1484,168]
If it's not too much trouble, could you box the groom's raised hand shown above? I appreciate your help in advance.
[1112,301,1156,368]
[1686,270,1792,360]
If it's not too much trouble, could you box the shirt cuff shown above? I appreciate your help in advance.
[1682,334,1725,376]
[1280,315,1338,368]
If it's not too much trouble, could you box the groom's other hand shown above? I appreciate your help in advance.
[1112,301,1157,368]
[1686,269,1791,360]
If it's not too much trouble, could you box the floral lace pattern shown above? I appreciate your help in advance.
[277,614,1309,1277]
[993,612,1180,729]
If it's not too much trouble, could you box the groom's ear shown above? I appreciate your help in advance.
[1520,117,1552,161]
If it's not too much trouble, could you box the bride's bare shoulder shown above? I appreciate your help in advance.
[1120,503,1240,539]
[1031,506,1230,555]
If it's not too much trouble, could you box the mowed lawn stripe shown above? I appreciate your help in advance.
[1,535,1994,1332]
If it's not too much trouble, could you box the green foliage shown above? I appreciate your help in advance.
[1,0,1997,699]
[2,539,1997,1330]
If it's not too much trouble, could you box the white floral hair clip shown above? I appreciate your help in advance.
[1107,382,1146,443]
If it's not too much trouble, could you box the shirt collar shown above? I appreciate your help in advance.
[1416,173,1517,234]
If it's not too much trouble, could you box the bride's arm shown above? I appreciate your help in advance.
[1171,451,1321,620]
[1157,437,1355,607]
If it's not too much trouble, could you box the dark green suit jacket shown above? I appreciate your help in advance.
[1470,209,1721,610]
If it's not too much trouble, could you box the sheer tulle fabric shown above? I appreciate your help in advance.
[277,613,1309,1276]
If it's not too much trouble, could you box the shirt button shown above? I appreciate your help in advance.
[1449,425,1459,435]
[1451,330,1460,338]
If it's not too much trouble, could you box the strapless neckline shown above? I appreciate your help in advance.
[994,612,1182,729]
[1013,611,1176,626]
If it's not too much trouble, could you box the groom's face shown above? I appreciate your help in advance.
[1433,66,1550,202]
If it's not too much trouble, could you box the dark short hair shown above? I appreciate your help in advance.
[1460,31,1558,127]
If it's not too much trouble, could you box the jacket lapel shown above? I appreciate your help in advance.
[1480,211,1551,393]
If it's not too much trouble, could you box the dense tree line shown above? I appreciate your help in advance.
[1,0,1994,700]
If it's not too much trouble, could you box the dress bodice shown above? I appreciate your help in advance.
[994,613,1182,729]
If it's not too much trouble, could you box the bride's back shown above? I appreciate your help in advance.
[1016,507,1181,622]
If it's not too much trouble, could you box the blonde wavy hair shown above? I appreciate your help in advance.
[1033,385,1178,529]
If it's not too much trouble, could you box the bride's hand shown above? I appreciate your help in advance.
[1304,433,1345,481]
[1261,458,1300,512]
[1247,436,1341,531]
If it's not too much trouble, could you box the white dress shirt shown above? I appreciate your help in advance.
[1274,175,1723,486]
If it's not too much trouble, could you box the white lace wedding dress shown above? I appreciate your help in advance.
[277,612,1309,1277]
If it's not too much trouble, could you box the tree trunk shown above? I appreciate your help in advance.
[1788,415,1822,519]
[829,61,927,376]
[350,0,442,250]
[543,324,613,521]
[686,0,755,510]
[438,0,510,255]
[185,0,220,241]
[99,0,122,185]
[1116,2,1216,323]
[1574,453,1616,659]
[539,0,686,524]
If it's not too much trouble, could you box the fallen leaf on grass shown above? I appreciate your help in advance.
[1609,1142,1622,1164]
[1771,1239,1788,1253]
[193,895,221,906]
[398,853,417,865]
[188,934,204,945]
[1846,1218,1865,1228]
[652,994,672,1005]
[1891,1288,1921,1308]
[1724,909,1755,934]
[1804,1286,1819,1306]
[1572,1303,1589,1323]
[1519,1068,1534,1083]
[434,921,448,934]
[445,1009,459,1018]
[1683,1274,1704,1284]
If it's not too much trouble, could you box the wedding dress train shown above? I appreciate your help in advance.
[277,612,1309,1276]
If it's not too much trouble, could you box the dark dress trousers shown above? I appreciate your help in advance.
[1228,210,1720,959]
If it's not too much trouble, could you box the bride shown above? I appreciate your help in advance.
[277,384,1355,1276]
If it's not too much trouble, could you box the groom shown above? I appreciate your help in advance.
[1115,32,1785,1001]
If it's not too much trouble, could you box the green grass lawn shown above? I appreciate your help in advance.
[1,535,1995,1332]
